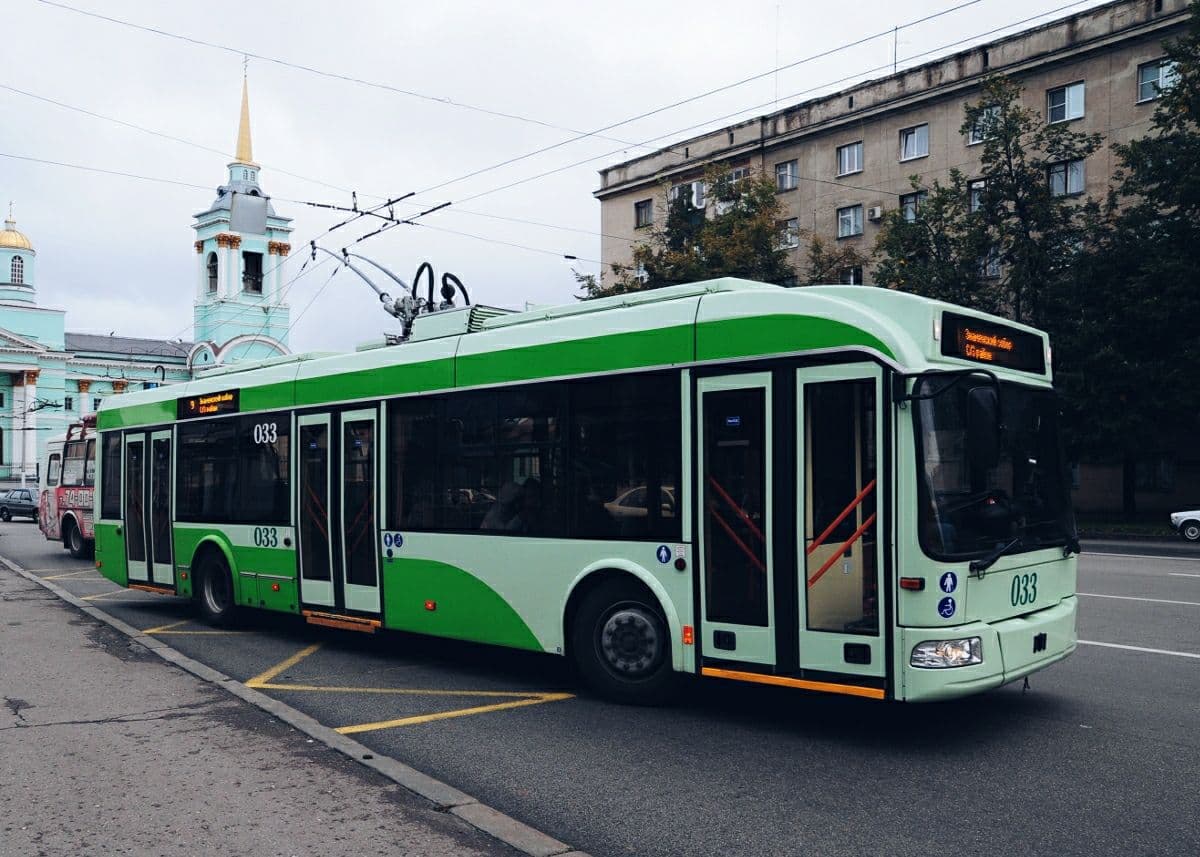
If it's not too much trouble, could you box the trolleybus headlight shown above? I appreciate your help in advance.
[910,637,983,668]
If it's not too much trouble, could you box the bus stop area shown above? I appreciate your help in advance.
[2,520,1198,857]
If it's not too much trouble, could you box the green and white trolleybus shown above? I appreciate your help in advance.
[93,278,1079,703]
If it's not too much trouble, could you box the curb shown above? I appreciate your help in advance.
[4,555,588,857]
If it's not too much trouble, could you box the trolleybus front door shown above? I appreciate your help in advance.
[696,373,776,667]
[296,409,381,615]
[796,364,885,678]
[123,429,174,587]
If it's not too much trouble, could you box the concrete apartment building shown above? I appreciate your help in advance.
[595,0,1190,287]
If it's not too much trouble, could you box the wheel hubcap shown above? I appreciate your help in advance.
[1187,525,1199,540]
[599,607,661,678]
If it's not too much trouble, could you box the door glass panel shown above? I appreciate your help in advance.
[804,380,878,635]
[703,388,768,626]
[151,437,172,565]
[343,420,377,588]
[125,440,146,563]
[299,423,331,582]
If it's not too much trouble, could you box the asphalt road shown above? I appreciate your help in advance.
[5,522,1198,857]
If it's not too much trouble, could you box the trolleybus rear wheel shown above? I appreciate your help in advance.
[195,551,236,626]
[571,578,675,705]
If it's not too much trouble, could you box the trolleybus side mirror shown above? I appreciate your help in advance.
[966,385,1001,472]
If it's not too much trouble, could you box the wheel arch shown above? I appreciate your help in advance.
[189,535,246,603]
[562,560,684,672]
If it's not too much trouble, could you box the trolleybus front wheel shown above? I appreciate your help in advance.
[195,551,237,627]
[571,578,675,705]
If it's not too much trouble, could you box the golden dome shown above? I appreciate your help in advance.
[1,218,33,251]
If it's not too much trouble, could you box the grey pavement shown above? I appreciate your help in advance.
[0,563,520,857]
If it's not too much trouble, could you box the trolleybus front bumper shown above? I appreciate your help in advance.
[899,595,1077,702]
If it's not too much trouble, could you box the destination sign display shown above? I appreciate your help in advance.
[177,389,240,420]
[940,312,1045,374]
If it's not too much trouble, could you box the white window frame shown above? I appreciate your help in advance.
[1047,82,1085,124]
[670,180,706,209]
[634,199,653,229]
[1137,58,1178,103]
[837,204,863,238]
[1048,159,1086,197]
[775,160,798,191]
[10,255,23,285]
[968,106,999,145]
[899,124,929,161]
[777,218,800,250]
[839,266,864,285]
[968,179,988,214]
[978,250,1002,280]
[836,142,863,177]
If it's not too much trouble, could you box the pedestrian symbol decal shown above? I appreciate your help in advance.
[939,572,958,594]
[938,597,956,619]
[656,545,671,564]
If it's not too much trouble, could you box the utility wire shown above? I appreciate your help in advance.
[34,0,666,156]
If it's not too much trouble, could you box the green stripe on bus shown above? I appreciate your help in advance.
[696,314,895,362]
[382,558,542,651]
[97,400,175,431]
[456,325,694,387]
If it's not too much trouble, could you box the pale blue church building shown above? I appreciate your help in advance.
[0,78,291,481]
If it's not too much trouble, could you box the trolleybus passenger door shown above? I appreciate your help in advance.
[148,429,174,586]
[123,433,150,583]
[297,414,335,608]
[340,408,380,614]
[696,373,776,667]
[796,364,885,678]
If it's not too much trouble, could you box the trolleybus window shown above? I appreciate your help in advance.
[100,433,121,518]
[177,414,290,524]
[915,375,1074,560]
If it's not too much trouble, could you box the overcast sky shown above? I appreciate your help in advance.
[1,0,1111,353]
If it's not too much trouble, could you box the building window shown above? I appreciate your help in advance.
[777,218,800,250]
[1047,82,1085,123]
[10,255,23,284]
[839,266,864,285]
[634,199,653,229]
[0,392,5,407]
[967,106,999,145]
[899,124,929,161]
[1138,59,1178,102]
[64,396,74,411]
[207,252,218,292]
[900,191,927,222]
[968,179,988,213]
[93,397,101,411]
[836,142,863,177]
[978,249,1001,279]
[1048,159,1086,197]
[634,263,649,284]
[837,204,863,238]
[242,251,264,294]
[715,166,751,215]
[775,159,798,191]
[669,180,705,209]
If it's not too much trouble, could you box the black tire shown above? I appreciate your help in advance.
[64,519,92,559]
[195,551,237,627]
[1181,520,1200,542]
[571,578,676,705]
[0,508,11,522]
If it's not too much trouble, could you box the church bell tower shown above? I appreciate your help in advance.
[191,75,293,367]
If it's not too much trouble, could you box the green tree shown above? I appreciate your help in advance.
[873,75,1101,328]
[801,234,870,285]
[1050,2,1200,515]
[578,166,795,299]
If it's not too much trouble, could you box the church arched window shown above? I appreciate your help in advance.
[207,252,218,292]
[11,256,23,285]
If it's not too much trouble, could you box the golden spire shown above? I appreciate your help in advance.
[234,72,256,166]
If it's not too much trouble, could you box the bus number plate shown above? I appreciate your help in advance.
[1010,572,1038,608]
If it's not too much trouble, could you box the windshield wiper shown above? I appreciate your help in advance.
[969,537,1022,575]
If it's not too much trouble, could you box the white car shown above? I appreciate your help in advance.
[1169,510,1200,542]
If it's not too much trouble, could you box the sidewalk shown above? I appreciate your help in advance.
[0,565,518,857]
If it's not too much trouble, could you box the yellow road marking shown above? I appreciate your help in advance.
[40,569,100,580]
[141,620,245,636]
[142,620,191,634]
[245,643,321,687]
[80,589,144,602]
[335,693,574,734]
[256,682,552,698]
